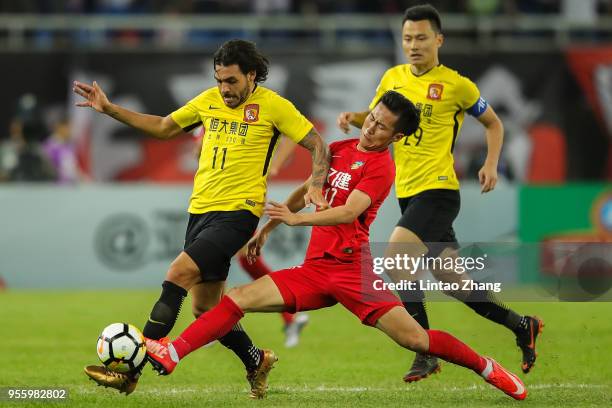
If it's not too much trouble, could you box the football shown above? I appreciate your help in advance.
[96,323,146,373]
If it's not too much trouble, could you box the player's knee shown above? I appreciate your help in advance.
[226,285,259,312]
[166,259,199,289]
[226,286,248,309]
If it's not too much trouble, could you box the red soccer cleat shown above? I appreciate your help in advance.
[145,337,177,375]
[482,357,527,400]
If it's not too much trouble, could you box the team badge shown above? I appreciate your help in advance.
[427,83,444,100]
[243,104,259,123]
[351,161,364,170]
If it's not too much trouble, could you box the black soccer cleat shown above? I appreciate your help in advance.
[403,353,441,383]
[515,316,544,373]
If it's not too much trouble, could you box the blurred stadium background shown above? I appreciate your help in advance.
[0,0,610,289]
[0,1,611,406]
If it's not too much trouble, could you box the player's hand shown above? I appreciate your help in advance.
[478,163,498,193]
[337,112,354,134]
[265,201,301,226]
[246,231,268,264]
[304,185,329,210]
[73,80,111,113]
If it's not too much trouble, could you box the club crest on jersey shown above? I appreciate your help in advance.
[351,161,364,170]
[427,83,444,100]
[243,104,259,123]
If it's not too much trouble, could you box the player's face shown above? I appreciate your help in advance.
[359,103,404,151]
[402,19,443,69]
[214,64,256,108]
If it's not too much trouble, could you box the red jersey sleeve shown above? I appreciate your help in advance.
[354,155,395,204]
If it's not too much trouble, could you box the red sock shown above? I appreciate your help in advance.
[171,296,244,359]
[426,330,487,374]
[239,253,271,280]
[281,312,294,325]
[238,254,295,325]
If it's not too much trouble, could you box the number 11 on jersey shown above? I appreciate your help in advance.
[212,146,227,169]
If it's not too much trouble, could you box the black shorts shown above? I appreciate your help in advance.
[184,210,259,282]
[397,189,460,257]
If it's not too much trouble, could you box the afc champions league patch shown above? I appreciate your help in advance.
[427,83,444,100]
[350,161,364,170]
[243,104,260,123]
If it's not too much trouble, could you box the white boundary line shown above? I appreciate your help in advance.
[75,383,609,395]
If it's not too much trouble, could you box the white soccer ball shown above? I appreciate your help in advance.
[96,323,146,373]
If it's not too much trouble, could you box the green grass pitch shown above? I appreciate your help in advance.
[1,290,611,407]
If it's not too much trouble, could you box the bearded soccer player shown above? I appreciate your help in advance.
[337,4,542,381]
[144,91,528,401]
[73,39,330,396]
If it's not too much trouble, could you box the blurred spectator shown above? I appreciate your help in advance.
[0,119,22,181]
[6,94,57,182]
[43,109,88,184]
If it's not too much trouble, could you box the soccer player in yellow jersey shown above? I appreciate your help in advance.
[74,39,330,398]
[337,4,542,382]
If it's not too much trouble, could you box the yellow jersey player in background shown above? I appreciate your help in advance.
[74,39,330,398]
[337,4,542,383]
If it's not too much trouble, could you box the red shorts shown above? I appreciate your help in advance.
[269,256,402,327]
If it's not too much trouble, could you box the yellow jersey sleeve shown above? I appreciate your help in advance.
[456,75,481,111]
[170,92,206,131]
[269,93,313,143]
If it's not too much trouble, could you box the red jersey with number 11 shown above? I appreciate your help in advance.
[305,139,395,262]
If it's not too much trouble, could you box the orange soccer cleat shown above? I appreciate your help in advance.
[481,357,527,400]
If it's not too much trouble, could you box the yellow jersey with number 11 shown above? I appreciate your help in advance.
[172,85,313,217]
[369,64,486,199]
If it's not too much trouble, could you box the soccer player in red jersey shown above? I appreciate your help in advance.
[337,4,542,380]
[145,91,527,401]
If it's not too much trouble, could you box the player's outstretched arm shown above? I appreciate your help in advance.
[337,110,369,133]
[266,189,371,227]
[72,80,183,140]
[245,178,312,263]
[297,129,330,209]
[476,106,504,193]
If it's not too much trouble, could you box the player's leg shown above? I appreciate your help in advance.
[430,237,544,374]
[146,275,286,398]
[151,263,331,361]
[237,251,296,325]
[331,261,522,399]
[375,306,527,400]
[385,224,440,382]
[143,251,200,339]
[190,280,268,375]
[237,245,307,348]
[391,192,462,381]
[146,261,334,397]
[83,250,199,394]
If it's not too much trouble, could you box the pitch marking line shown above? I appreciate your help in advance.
[75,383,609,395]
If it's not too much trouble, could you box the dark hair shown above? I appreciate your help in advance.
[402,4,442,33]
[378,90,420,136]
[213,39,269,83]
